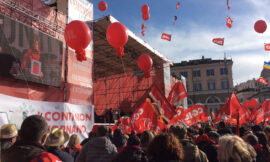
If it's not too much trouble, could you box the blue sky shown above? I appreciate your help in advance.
[90,0,270,85]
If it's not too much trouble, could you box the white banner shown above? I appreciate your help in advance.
[0,93,94,140]
[68,0,93,22]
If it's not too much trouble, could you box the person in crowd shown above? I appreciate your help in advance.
[146,133,183,162]
[140,130,155,152]
[264,127,270,145]
[169,125,208,162]
[207,131,220,144]
[112,134,148,162]
[1,124,18,156]
[2,115,60,162]
[217,135,256,162]
[217,120,232,136]
[75,125,117,162]
[255,131,270,161]
[111,128,127,152]
[246,134,267,162]
[65,134,82,160]
[252,125,263,134]
[46,128,73,162]
[195,133,218,162]
[80,131,96,146]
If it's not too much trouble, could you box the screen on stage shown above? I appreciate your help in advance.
[0,13,63,87]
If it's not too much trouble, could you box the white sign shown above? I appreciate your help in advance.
[0,93,94,140]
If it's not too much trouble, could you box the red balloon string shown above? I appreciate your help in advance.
[75,49,87,62]
[144,70,151,78]
[116,47,124,57]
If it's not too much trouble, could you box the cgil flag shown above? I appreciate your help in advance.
[258,77,269,85]
[167,81,187,108]
[161,33,172,41]
[212,38,224,46]
[265,43,270,51]
[226,17,232,29]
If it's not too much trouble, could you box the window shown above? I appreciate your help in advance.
[207,69,214,76]
[220,67,228,75]
[222,80,229,89]
[194,82,202,91]
[180,71,188,78]
[208,81,216,90]
[193,70,201,77]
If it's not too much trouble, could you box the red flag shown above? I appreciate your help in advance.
[227,0,230,10]
[141,31,145,36]
[253,100,270,124]
[130,98,166,134]
[226,17,232,29]
[141,24,146,30]
[161,33,171,41]
[212,38,224,46]
[258,77,269,85]
[167,81,187,108]
[242,98,259,121]
[111,117,132,134]
[180,104,209,126]
[173,16,178,25]
[265,43,270,51]
[175,106,184,116]
[176,2,180,10]
[149,85,176,122]
[211,112,216,120]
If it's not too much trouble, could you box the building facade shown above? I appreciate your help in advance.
[171,57,233,113]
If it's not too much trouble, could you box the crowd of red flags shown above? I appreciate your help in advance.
[110,80,270,134]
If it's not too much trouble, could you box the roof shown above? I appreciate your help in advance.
[91,15,172,79]
[172,57,233,67]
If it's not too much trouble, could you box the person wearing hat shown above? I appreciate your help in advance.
[63,134,82,160]
[46,128,73,162]
[1,124,18,161]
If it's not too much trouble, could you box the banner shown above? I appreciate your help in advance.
[167,81,187,108]
[226,17,232,29]
[161,33,172,41]
[212,38,224,46]
[254,100,270,124]
[258,77,269,85]
[111,117,132,134]
[265,44,270,51]
[0,93,94,140]
[181,104,209,126]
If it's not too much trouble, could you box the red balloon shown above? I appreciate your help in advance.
[142,13,150,21]
[98,1,107,11]
[64,20,91,50]
[106,22,128,57]
[141,5,149,13]
[137,54,153,78]
[254,20,267,33]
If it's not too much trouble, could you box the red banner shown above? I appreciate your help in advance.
[265,44,270,51]
[258,77,269,85]
[253,100,270,124]
[149,85,176,122]
[181,104,209,126]
[111,117,132,134]
[226,17,232,29]
[130,98,166,134]
[167,81,187,108]
[212,38,224,46]
[161,33,172,41]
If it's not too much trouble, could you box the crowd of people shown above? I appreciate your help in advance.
[1,115,270,162]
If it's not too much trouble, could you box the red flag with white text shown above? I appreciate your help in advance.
[167,81,187,108]
[253,100,270,124]
[212,38,224,46]
[180,104,209,126]
[111,117,132,134]
[258,77,269,85]
[226,17,232,29]
[161,33,172,41]
[265,44,270,51]
[149,85,176,122]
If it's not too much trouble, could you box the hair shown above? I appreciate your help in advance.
[68,134,80,147]
[219,121,226,128]
[264,127,270,133]
[147,133,183,161]
[255,131,270,154]
[218,135,256,162]
[246,134,259,146]
[97,125,108,137]
[169,125,187,140]
[140,130,154,146]
[20,115,48,142]
[113,128,124,138]
[252,125,263,133]
[128,134,140,146]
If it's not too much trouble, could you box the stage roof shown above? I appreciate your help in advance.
[92,15,172,79]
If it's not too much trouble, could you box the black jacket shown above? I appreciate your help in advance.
[2,140,46,162]
[48,147,74,162]
[112,145,148,162]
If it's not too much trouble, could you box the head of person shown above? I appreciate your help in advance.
[252,125,263,134]
[147,133,183,161]
[169,125,187,140]
[264,127,270,138]
[20,115,49,145]
[207,131,220,144]
[127,134,140,146]
[46,128,69,148]
[218,135,256,162]
[113,128,124,138]
[218,120,226,129]
[30,35,39,50]
[67,134,80,148]
[255,131,270,153]
[246,134,259,146]
[0,124,18,144]
[140,130,154,146]
[97,125,108,137]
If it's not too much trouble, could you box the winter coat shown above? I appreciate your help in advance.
[75,136,117,162]
[253,144,267,162]
[112,145,148,162]
[2,140,47,162]
[111,136,127,152]
[180,139,209,162]
[48,147,74,162]
[195,134,218,162]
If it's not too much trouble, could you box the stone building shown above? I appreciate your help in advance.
[171,56,233,113]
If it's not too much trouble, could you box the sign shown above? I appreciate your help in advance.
[0,93,94,140]
[212,38,224,46]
